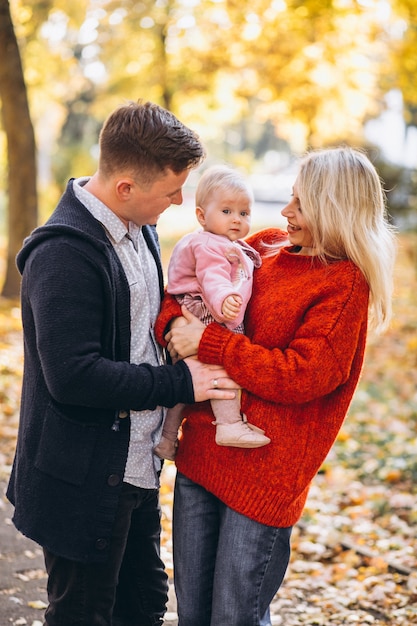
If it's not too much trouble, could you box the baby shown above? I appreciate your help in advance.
[154,165,270,460]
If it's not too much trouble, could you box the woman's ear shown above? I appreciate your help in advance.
[195,206,206,227]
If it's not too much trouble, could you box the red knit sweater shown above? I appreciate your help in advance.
[155,228,370,527]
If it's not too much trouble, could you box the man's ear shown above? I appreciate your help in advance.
[195,206,205,227]
[116,179,134,200]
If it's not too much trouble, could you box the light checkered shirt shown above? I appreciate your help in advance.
[74,177,165,489]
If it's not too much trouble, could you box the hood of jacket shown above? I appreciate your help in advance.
[16,179,113,275]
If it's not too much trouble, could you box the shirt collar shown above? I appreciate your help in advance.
[73,177,141,244]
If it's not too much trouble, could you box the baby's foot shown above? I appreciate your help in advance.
[215,421,270,448]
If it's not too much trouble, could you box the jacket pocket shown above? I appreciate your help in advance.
[35,404,99,486]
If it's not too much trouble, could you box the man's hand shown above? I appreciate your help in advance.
[184,358,239,402]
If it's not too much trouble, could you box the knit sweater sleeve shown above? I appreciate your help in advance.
[23,239,194,410]
[154,292,183,347]
[198,258,369,405]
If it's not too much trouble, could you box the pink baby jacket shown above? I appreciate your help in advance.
[167,230,262,330]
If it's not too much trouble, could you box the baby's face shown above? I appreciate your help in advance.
[198,188,252,241]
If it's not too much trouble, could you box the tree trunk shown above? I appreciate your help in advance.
[0,0,37,298]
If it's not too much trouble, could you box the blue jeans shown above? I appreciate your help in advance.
[259,608,272,626]
[173,473,292,626]
[43,483,168,625]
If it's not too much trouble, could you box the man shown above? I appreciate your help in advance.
[7,100,237,626]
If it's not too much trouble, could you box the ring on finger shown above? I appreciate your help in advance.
[213,378,219,389]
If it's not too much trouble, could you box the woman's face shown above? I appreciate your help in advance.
[281,179,315,249]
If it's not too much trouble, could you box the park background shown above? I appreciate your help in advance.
[0,0,417,624]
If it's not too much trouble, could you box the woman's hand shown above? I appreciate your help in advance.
[165,306,205,360]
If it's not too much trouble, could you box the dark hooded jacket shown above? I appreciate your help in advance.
[6,179,194,562]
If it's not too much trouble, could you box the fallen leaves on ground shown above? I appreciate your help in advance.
[0,234,416,625]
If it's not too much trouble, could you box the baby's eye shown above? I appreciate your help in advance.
[222,209,231,214]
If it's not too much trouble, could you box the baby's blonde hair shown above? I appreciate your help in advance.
[196,165,253,207]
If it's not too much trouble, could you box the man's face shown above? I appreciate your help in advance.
[124,168,190,226]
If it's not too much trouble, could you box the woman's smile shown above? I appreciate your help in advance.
[281,180,315,249]
[287,222,301,232]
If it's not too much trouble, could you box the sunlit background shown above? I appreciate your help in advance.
[1,0,417,289]
[1,5,417,623]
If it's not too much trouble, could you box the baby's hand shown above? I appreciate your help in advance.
[221,295,242,320]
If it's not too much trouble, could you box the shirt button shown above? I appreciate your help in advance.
[107,474,121,487]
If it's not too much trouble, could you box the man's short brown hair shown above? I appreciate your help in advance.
[99,100,205,185]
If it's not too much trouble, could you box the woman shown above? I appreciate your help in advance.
[155,147,396,626]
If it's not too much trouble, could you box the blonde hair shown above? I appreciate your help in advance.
[196,165,253,207]
[273,147,396,332]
